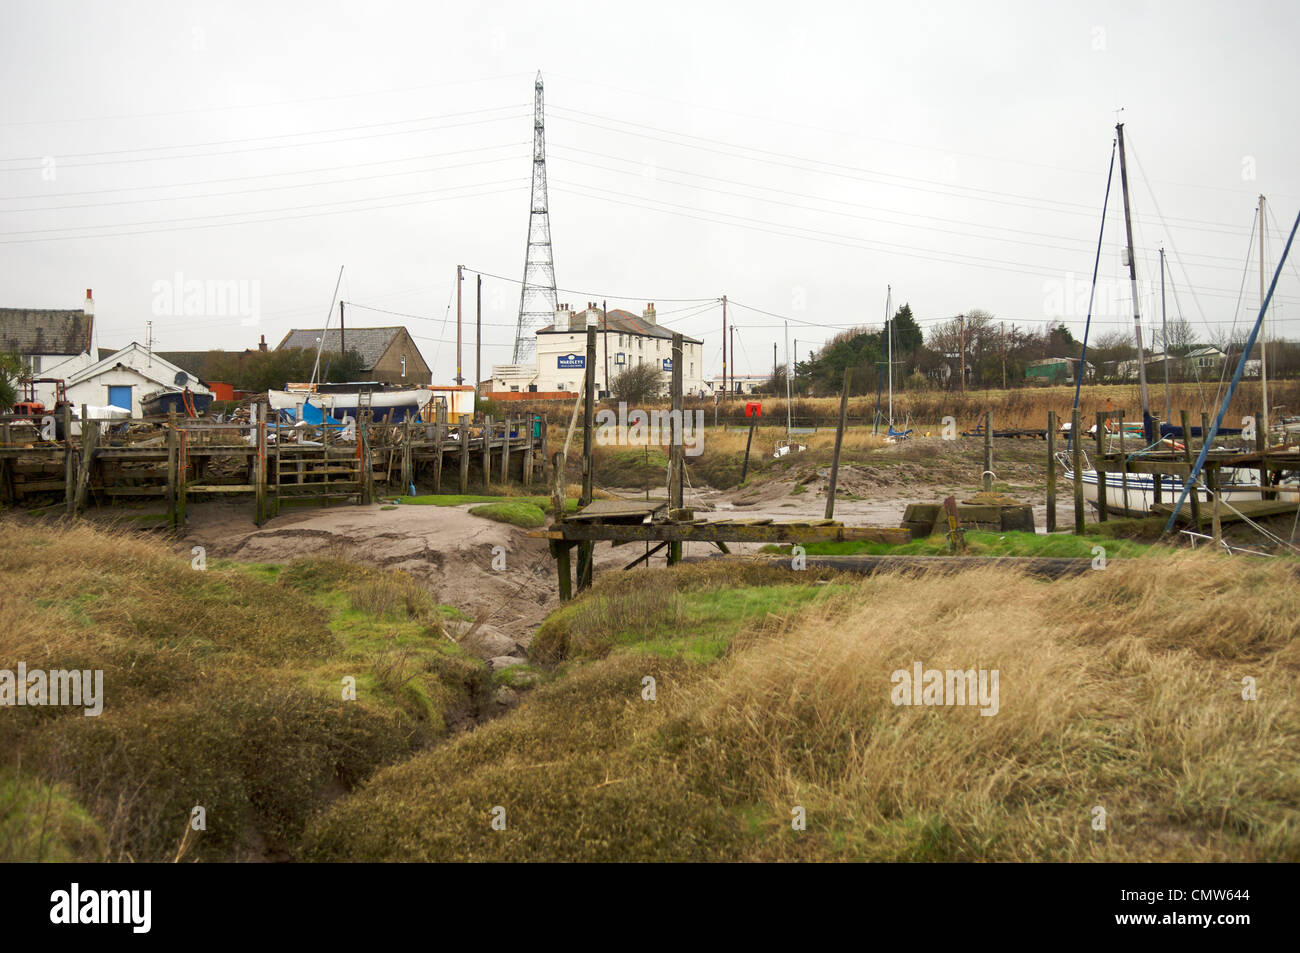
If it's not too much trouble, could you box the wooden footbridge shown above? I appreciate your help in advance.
[0,404,546,526]
[532,327,910,600]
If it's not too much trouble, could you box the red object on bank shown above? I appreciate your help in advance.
[745,401,762,418]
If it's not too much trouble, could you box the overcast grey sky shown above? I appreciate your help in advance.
[2,0,1298,382]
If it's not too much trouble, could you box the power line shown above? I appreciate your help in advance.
[463,266,717,304]
[0,70,535,127]
[0,142,526,204]
[0,181,529,244]
[0,110,529,172]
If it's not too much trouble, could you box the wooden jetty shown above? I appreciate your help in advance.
[0,404,546,526]
[534,326,913,600]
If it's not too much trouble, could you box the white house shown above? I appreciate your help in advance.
[492,303,704,397]
[0,289,97,406]
[65,342,212,417]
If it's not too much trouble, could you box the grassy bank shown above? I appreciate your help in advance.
[307,554,1300,861]
[0,520,489,862]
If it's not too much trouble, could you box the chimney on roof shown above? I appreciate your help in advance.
[586,302,601,329]
[259,334,268,352]
[83,289,94,316]
[642,302,656,325]
[557,302,577,331]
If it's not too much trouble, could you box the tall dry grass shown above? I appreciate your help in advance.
[679,553,1300,860]
[308,553,1300,861]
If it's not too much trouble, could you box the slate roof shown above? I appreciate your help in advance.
[0,308,93,356]
[277,327,400,368]
[538,309,701,345]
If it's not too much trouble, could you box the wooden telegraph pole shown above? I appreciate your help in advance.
[959,314,966,393]
[668,333,685,564]
[455,265,464,386]
[825,367,852,520]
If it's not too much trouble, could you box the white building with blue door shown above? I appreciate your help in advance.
[491,302,705,397]
[64,342,211,417]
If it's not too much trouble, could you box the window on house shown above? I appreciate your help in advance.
[400,356,407,377]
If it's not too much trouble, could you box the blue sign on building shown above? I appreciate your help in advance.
[557,353,585,369]
[662,358,673,371]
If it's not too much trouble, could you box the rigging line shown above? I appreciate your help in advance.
[1071,138,1118,432]
[0,179,529,242]
[550,106,1265,235]
[546,72,1106,178]
[462,267,716,303]
[0,112,530,174]
[1162,263,1210,413]
[549,105,1126,215]
[1163,205,1300,536]
[556,147,1257,269]
[1206,208,1259,411]
[1266,203,1300,312]
[552,181,1294,301]
[550,144,1122,253]
[0,70,535,127]
[0,102,529,163]
[4,153,530,214]
[343,302,525,327]
[0,142,527,204]
[550,112,1111,219]
[1125,133,1217,345]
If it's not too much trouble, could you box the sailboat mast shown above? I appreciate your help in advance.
[1161,246,1171,423]
[886,285,893,428]
[1260,194,1269,447]
[1115,123,1151,421]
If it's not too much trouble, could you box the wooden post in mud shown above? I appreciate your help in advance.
[1094,412,1108,522]
[538,413,548,487]
[502,416,512,484]
[432,422,444,493]
[1046,411,1057,532]
[74,417,98,514]
[458,414,470,494]
[354,411,365,505]
[1151,416,1163,507]
[63,405,75,515]
[982,411,993,492]
[481,415,493,490]
[166,412,178,529]
[668,333,684,565]
[1180,410,1201,526]
[582,327,596,507]
[1071,409,1084,535]
[577,328,597,589]
[740,416,756,483]
[825,367,851,520]
[1209,465,1222,545]
[521,416,533,488]
[400,417,412,491]
[553,540,573,602]
[1118,409,1130,511]
[254,406,268,525]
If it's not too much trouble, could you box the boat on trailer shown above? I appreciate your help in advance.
[267,385,434,423]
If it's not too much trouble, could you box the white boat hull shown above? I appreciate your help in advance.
[1065,469,1260,518]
